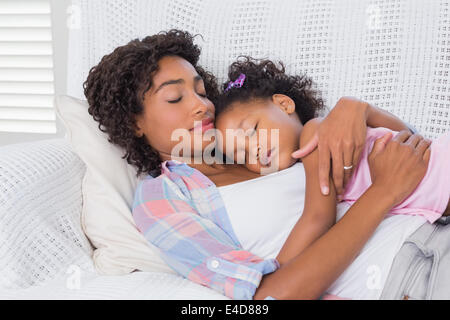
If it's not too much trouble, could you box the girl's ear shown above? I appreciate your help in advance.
[272,94,295,114]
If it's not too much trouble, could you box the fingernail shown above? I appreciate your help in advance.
[322,186,329,195]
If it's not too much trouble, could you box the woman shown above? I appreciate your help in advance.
[83,30,431,299]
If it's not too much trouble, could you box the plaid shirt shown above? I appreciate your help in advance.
[131,160,280,300]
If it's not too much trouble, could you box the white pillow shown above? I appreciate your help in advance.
[55,94,175,276]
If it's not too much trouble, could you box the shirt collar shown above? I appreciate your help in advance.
[161,159,192,174]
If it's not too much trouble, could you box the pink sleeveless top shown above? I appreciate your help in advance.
[340,127,450,223]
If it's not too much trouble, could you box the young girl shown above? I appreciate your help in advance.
[214,57,450,263]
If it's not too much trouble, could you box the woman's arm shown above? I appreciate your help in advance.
[276,108,416,268]
[276,118,337,266]
[256,183,391,299]
[254,130,431,300]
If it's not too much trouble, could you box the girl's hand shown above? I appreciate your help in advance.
[368,130,432,207]
[292,97,368,196]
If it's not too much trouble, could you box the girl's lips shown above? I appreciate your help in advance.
[259,148,274,166]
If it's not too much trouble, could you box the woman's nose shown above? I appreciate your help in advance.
[190,95,208,117]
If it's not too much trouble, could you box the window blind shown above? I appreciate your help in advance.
[0,0,56,134]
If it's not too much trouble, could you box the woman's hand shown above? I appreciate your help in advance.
[292,97,368,196]
[368,130,432,207]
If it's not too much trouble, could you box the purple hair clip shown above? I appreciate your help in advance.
[224,73,246,93]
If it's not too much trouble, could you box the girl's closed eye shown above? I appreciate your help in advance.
[249,123,258,136]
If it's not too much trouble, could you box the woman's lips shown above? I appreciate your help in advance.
[190,118,214,133]
[201,121,215,132]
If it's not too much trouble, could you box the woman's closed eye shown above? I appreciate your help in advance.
[167,92,207,103]
[167,97,182,103]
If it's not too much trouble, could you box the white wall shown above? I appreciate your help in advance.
[0,0,70,146]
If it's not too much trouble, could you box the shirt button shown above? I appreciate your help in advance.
[210,259,220,269]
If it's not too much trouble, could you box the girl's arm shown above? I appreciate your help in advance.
[276,118,337,266]
[364,100,413,133]
[292,96,419,197]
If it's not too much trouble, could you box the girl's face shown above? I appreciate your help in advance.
[215,95,303,174]
[135,56,216,161]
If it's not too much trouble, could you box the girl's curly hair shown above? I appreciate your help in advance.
[216,56,327,125]
[83,29,219,178]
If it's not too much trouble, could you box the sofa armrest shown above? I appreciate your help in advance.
[0,138,95,289]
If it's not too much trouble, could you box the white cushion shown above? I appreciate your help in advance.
[55,95,175,276]
[0,138,94,289]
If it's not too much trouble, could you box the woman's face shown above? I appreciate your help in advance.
[215,95,303,174]
[135,56,215,161]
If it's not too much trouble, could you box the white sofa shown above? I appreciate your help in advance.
[0,139,226,299]
[0,0,449,299]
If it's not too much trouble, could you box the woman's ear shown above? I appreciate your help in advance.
[272,94,295,114]
[134,116,145,137]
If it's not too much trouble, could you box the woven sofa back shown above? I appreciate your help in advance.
[67,0,450,138]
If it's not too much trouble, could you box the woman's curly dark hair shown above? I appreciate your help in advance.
[83,29,219,178]
[216,56,327,125]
